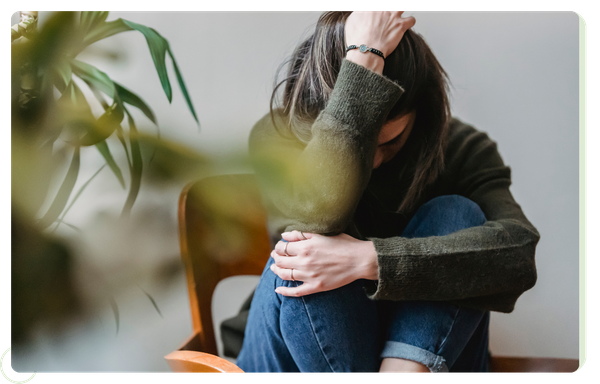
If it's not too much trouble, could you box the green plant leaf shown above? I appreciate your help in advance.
[167,47,199,127]
[121,108,143,217]
[61,222,81,232]
[38,146,80,229]
[74,17,198,125]
[51,60,73,93]
[113,108,133,171]
[109,297,119,336]
[55,80,103,147]
[53,164,106,233]
[51,81,79,144]
[120,20,198,125]
[137,285,163,318]
[68,80,94,112]
[70,59,116,98]
[78,101,124,146]
[114,82,157,125]
[121,20,172,102]
[56,80,93,125]
[95,141,125,188]
[79,11,109,37]
[24,12,77,70]
[80,18,133,50]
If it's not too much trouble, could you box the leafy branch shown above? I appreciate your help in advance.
[12,11,200,228]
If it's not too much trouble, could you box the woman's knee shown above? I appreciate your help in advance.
[402,195,486,238]
[418,195,486,226]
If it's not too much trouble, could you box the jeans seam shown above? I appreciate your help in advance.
[300,291,335,372]
[437,306,461,355]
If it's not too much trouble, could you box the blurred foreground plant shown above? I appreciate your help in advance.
[11,11,209,344]
[12,11,199,228]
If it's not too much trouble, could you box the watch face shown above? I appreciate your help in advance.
[359,44,368,53]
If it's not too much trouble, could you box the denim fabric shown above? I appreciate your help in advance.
[236,195,490,372]
[377,301,490,372]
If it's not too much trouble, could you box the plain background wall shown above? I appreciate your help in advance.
[12,11,580,370]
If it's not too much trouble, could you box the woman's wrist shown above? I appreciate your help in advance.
[345,50,384,75]
[358,240,379,280]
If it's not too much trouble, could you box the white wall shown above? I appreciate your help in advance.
[15,11,580,370]
[412,12,580,359]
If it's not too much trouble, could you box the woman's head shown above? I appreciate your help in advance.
[270,11,451,212]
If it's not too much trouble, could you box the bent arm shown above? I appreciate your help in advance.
[366,124,539,313]
[250,59,404,236]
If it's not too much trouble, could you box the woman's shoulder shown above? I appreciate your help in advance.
[446,117,501,154]
[447,117,490,139]
[444,116,508,173]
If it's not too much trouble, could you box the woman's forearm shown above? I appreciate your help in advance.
[250,60,403,236]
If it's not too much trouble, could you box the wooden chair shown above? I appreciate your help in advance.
[164,174,270,372]
[165,174,579,373]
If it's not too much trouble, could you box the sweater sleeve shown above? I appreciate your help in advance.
[365,124,540,313]
[249,59,404,236]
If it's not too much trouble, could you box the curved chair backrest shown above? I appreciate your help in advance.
[177,174,271,356]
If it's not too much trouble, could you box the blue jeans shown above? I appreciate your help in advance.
[237,195,490,372]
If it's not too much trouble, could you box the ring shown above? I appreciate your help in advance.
[300,231,307,240]
[284,242,290,257]
[291,268,295,281]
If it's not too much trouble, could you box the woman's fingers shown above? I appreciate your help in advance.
[391,12,416,38]
[274,240,297,256]
[271,252,297,268]
[274,231,315,255]
[281,230,314,242]
[270,261,319,297]
[274,241,298,256]
[400,15,416,30]
[275,284,316,297]
[345,11,417,59]
[270,263,304,282]
[271,252,306,272]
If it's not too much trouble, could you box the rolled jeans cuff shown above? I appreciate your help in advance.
[381,340,449,372]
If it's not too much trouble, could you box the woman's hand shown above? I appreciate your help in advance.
[270,230,379,297]
[345,11,416,74]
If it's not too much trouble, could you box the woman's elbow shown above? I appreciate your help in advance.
[514,245,538,294]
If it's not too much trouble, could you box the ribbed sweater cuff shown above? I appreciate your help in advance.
[364,236,410,300]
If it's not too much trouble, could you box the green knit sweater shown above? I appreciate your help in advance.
[220,58,539,357]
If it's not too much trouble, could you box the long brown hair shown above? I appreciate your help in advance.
[270,11,451,213]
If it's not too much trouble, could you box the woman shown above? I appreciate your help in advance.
[226,11,539,372]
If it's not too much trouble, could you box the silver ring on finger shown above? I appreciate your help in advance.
[300,231,307,240]
[284,242,291,256]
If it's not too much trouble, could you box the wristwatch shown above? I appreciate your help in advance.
[346,44,385,59]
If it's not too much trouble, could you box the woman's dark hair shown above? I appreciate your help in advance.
[269,11,451,213]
